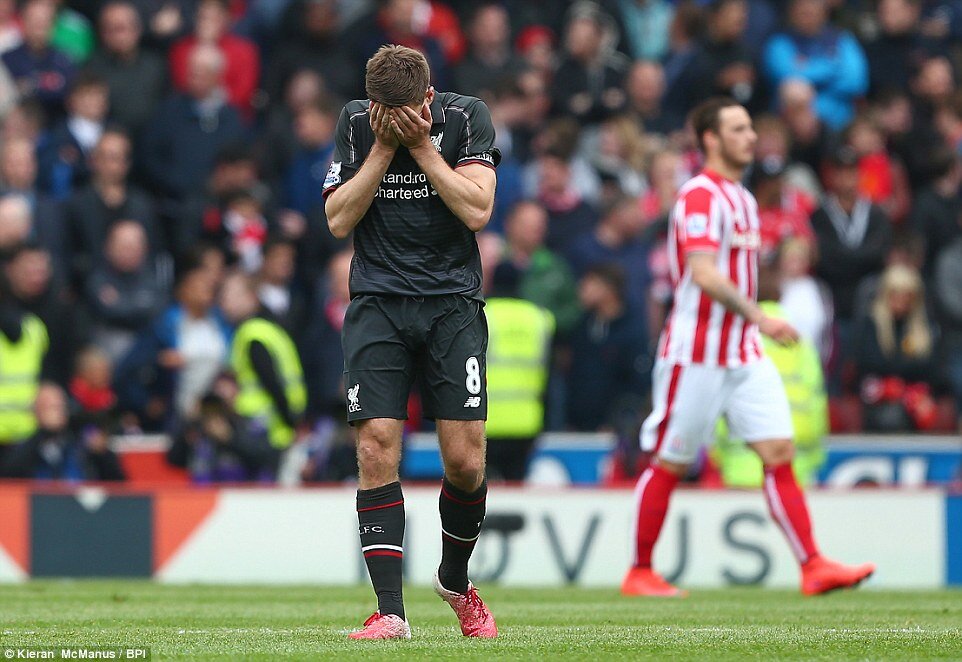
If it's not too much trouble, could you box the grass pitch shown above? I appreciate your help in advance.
[1,582,960,660]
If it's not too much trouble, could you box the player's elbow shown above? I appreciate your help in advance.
[328,217,351,240]
[463,206,493,232]
[325,204,352,239]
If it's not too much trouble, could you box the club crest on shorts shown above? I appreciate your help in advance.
[347,384,362,413]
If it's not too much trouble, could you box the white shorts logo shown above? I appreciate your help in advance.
[463,397,482,408]
[686,213,709,237]
[324,161,342,188]
[347,383,362,413]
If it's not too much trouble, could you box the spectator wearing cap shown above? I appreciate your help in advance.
[2,0,75,117]
[65,129,159,285]
[453,2,526,100]
[169,0,260,121]
[811,146,891,386]
[762,0,868,130]
[754,112,821,204]
[552,2,629,124]
[750,155,815,259]
[672,0,758,116]
[565,263,649,431]
[85,1,168,137]
[604,0,673,62]
[140,43,246,209]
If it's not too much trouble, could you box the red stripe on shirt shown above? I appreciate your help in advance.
[691,293,713,364]
[717,245,739,366]
[654,365,684,451]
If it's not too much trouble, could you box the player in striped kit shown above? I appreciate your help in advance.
[622,98,875,597]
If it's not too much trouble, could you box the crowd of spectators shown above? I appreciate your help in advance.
[0,0,960,482]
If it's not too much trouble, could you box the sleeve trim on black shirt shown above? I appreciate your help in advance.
[347,109,368,163]
[456,158,496,171]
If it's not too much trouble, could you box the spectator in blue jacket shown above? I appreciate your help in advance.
[762,0,868,130]
[37,72,110,200]
[283,100,336,219]
[113,258,231,431]
[1,0,75,118]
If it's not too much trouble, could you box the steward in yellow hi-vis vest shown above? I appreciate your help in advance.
[713,301,828,487]
[0,312,49,444]
[231,315,307,449]
[222,272,306,452]
[484,292,554,481]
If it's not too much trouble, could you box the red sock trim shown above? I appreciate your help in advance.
[357,500,404,512]
[764,462,819,564]
[632,464,679,568]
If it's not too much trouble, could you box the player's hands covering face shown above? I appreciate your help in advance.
[370,101,399,149]
[391,102,433,150]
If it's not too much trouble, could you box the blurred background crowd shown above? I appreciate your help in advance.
[0,0,959,485]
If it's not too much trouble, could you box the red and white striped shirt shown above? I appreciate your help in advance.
[658,169,764,367]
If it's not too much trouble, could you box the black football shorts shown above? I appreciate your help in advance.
[341,294,488,423]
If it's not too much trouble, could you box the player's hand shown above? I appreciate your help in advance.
[758,315,800,346]
[391,102,432,150]
[369,102,399,149]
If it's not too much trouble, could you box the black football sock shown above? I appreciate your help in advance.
[357,481,405,619]
[438,476,487,594]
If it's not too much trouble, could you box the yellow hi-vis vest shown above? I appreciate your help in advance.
[484,297,554,439]
[0,314,48,443]
[231,317,307,449]
[712,301,828,487]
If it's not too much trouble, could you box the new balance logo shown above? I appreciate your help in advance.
[348,384,362,413]
[464,397,482,408]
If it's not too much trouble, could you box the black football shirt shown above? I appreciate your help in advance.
[322,92,501,300]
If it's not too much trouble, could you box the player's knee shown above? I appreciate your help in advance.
[655,458,690,477]
[755,438,795,466]
[444,453,485,490]
[355,423,401,474]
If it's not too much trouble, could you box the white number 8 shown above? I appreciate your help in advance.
[465,356,481,395]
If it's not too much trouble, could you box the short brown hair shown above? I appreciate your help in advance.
[365,44,431,107]
[689,96,742,152]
